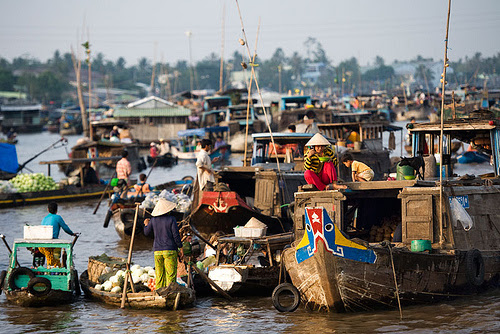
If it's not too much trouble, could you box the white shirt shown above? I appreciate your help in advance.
[196,149,215,190]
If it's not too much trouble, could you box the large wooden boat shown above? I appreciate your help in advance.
[80,270,195,310]
[0,184,111,209]
[1,237,80,307]
[282,115,500,312]
[207,233,293,295]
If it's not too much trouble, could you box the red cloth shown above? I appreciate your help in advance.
[304,161,338,191]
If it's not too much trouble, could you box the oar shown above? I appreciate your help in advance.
[0,234,20,267]
[121,203,139,309]
[94,171,117,216]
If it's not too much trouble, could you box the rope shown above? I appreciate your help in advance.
[387,243,403,320]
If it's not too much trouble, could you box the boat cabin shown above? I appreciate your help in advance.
[203,96,232,111]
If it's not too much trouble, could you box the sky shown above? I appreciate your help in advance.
[0,0,499,67]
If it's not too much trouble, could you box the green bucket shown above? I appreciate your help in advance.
[396,163,415,180]
[110,178,119,187]
[411,239,432,252]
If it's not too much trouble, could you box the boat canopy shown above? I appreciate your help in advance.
[177,126,230,138]
[0,143,18,173]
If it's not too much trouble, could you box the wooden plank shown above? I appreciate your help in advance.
[345,180,417,190]
[39,156,122,165]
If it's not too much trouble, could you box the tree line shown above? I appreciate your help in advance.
[1,37,499,106]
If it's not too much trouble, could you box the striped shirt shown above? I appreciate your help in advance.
[304,146,337,174]
[116,157,131,180]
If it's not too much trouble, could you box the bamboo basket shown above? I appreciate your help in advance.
[87,254,127,283]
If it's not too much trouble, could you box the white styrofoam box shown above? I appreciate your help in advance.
[24,225,53,239]
[234,227,242,237]
[240,227,267,238]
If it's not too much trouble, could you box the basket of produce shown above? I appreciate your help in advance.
[88,254,127,283]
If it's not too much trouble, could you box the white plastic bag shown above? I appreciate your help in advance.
[449,197,474,231]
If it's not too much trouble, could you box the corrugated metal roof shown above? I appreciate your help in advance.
[113,107,191,118]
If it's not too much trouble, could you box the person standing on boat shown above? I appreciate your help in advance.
[39,202,77,267]
[214,136,226,150]
[304,133,346,191]
[341,153,374,182]
[143,198,183,289]
[196,139,219,191]
[116,150,132,194]
[159,138,170,156]
[150,142,159,158]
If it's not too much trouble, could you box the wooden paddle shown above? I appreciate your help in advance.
[93,171,117,215]
[120,203,139,309]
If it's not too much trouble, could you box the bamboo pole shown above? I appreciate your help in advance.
[439,0,452,246]
[219,3,226,93]
[121,203,140,308]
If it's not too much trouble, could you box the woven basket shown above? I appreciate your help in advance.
[88,254,127,283]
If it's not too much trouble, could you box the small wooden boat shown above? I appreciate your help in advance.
[1,237,80,307]
[207,233,293,295]
[0,184,112,209]
[80,270,195,309]
[146,153,177,167]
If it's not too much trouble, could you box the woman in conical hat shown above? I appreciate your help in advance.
[144,198,183,289]
[304,133,347,191]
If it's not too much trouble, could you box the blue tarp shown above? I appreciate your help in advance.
[0,143,19,173]
[177,126,229,138]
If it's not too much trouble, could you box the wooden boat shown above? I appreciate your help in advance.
[146,153,177,167]
[1,237,80,307]
[80,270,195,309]
[207,233,293,295]
[0,183,112,209]
[457,151,490,164]
[281,115,500,312]
[171,126,232,162]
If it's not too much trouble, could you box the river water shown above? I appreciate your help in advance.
[0,127,498,333]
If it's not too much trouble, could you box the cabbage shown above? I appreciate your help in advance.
[9,173,59,193]
[94,284,103,291]
[111,286,122,293]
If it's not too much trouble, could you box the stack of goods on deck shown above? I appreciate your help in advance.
[140,189,192,213]
[368,216,399,243]
[94,264,156,293]
[7,173,59,192]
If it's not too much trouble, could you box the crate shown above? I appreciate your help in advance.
[88,254,127,283]
[234,226,267,238]
[24,225,53,239]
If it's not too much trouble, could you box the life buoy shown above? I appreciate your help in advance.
[71,269,81,296]
[8,267,35,290]
[103,209,113,228]
[27,277,52,296]
[272,282,301,312]
[465,249,485,287]
[0,270,6,294]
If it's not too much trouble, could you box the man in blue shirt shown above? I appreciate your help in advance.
[41,202,76,239]
[39,202,77,267]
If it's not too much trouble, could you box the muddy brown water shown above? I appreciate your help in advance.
[0,131,498,333]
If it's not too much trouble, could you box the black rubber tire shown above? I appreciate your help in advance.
[465,249,485,287]
[72,269,81,296]
[272,282,301,312]
[0,270,6,295]
[27,277,52,297]
[182,175,194,181]
[8,267,35,290]
[103,209,112,228]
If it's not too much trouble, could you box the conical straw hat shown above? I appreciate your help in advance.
[151,198,176,216]
[305,133,330,147]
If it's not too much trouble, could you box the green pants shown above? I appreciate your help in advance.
[154,250,178,289]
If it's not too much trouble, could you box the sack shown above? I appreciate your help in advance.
[449,198,473,231]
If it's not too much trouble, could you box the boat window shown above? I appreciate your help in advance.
[12,244,71,270]
[341,194,402,244]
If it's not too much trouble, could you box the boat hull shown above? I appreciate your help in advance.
[80,270,195,309]
[0,184,111,209]
[3,288,75,307]
[283,243,500,312]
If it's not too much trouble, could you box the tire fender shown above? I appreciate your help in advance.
[8,267,35,290]
[27,277,52,296]
[0,270,6,295]
[465,249,485,287]
[272,282,301,312]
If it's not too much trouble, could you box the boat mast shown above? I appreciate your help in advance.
[219,2,226,93]
[439,0,452,246]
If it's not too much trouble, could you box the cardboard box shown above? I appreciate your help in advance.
[24,225,53,239]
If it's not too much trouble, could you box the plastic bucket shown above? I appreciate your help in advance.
[396,163,415,180]
[411,239,431,252]
[110,178,119,187]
